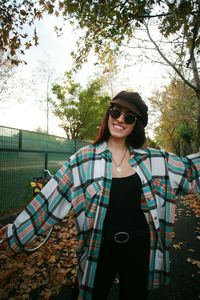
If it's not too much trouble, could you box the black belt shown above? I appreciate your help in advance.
[102,228,150,244]
[113,231,130,243]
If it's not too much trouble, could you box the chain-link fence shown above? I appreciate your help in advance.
[0,126,88,214]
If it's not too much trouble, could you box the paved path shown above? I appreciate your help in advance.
[51,197,200,300]
[148,196,200,300]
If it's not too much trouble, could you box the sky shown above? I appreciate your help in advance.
[0,14,171,138]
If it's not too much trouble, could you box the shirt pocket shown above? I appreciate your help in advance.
[85,181,101,218]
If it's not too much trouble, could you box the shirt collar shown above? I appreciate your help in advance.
[129,146,147,155]
[96,141,109,155]
[96,141,148,156]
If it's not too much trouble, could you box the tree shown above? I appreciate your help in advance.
[0,52,57,135]
[34,53,56,134]
[2,1,199,68]
[64,0,199,149]
[151,79,197,155]
[142,17,200,148]
[1,0,37,65]
[51,76,110,140]
[0,50,16,98]
[64,0,200,148]
[1,1,200,146]
[144,135,160,149]
[0,62,15,98]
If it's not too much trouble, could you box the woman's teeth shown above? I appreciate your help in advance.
[114,124,124,130]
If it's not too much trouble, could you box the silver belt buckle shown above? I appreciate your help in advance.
[114,231,130,243]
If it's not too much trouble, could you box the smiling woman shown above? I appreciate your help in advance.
[1,90,200,300]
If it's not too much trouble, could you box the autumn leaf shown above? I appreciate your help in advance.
[188,248,195,252]
[173,242,184,250]
[186,258,200,268]
[40,288,52,299]
[48,255,57,263]
[25,41,32,49]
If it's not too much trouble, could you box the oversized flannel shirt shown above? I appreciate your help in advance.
[7,142,200,300]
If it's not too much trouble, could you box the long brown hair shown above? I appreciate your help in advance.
[93,106,146,148]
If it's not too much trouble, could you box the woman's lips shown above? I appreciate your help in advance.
[113,124,125,130]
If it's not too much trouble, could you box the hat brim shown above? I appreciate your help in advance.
[111,98,141,117]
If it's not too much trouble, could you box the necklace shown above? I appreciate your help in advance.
[111,148,128,172]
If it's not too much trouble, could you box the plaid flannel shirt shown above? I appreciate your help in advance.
[7,142,200,300]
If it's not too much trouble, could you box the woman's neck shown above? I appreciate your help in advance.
[107,137,127,151]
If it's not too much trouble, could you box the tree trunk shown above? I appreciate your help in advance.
[196,92,200,151]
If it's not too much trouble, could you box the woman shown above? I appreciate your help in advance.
[0,91,200,300]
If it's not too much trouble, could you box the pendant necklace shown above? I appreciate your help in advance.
[112,148,128,172]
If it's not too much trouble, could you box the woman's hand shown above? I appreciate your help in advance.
[0,225,8,250]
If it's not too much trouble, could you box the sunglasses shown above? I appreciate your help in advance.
[109,107,137,124]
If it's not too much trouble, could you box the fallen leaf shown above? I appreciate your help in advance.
[186,257,200,268]
[173,242,184,250]
[188,248,195,252]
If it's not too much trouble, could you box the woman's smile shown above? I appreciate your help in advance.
[113,123,125,131]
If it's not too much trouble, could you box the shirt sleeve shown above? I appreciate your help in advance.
[7,160,74,253]
[167,151,200,195]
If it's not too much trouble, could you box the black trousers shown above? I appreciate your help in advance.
[92,232,150,300]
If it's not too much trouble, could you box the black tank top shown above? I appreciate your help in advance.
[102,173,149,238]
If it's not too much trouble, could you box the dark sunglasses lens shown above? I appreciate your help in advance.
[124,114,136,124]
[110,108,137,124]
[110,108,121,119]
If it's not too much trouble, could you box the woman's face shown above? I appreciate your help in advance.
[108,105,137,141]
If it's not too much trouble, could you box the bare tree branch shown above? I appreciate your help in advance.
[121,43,156,50]
[145,23,199,92]
[130,12,172,19]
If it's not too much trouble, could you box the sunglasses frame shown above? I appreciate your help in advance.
[109,107,138,125]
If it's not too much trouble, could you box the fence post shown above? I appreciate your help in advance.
[19,130,22,150]
[45,152,48,171]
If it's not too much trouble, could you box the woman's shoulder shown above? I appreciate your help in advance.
[69,143,100,163]
[136,146,167,156]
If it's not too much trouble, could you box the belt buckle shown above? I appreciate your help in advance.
[114,231,130,243]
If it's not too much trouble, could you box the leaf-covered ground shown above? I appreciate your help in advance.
[0,211,77,300]
[0,194,200,300]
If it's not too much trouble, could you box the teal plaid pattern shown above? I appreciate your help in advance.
[7,142,200,300]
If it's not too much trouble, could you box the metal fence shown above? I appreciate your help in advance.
[0,126,88,213]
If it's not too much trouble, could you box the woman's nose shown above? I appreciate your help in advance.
[117,112,125,122]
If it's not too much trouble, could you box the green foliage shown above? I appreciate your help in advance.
[145,136,160,148]
[176,123,193,143]
[51,76,111,140]
[151,79,197,155]
[1,1,200,69]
